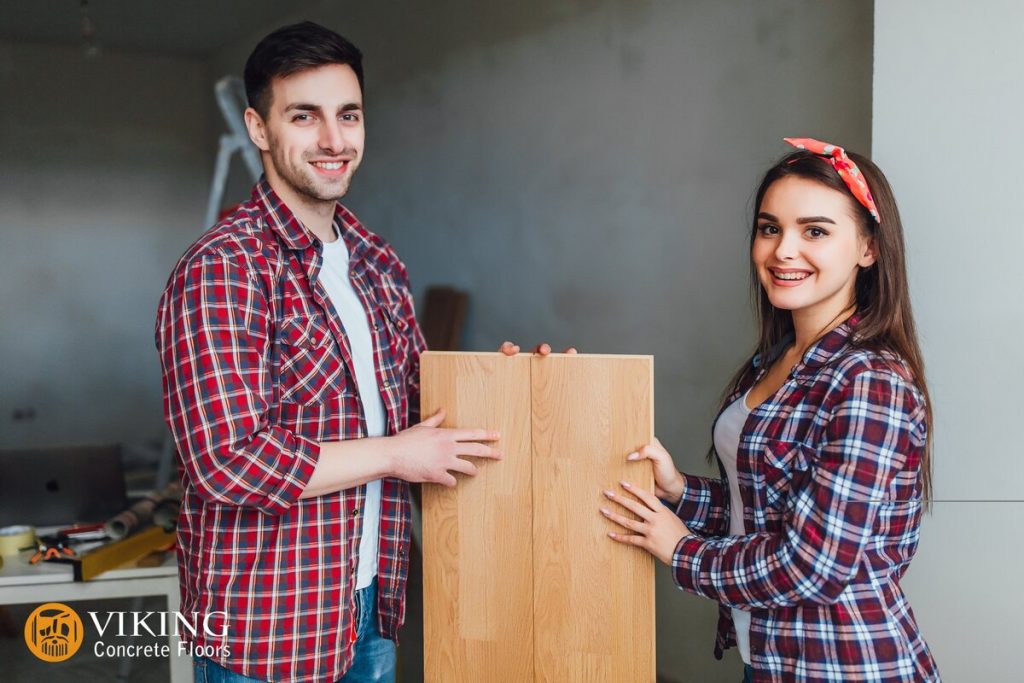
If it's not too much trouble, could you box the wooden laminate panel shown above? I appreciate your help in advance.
[421,352,655,682]
[421,352,534,683]
[531,355,655,683]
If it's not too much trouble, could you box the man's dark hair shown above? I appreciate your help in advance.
[244,21,364,118]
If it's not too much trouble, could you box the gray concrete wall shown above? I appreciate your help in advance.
[874,1,1023,678]
[214,2,873,679]
[0,41,214,452]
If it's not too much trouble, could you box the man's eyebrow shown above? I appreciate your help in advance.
[755,212,836,225]
[283,102,363,114]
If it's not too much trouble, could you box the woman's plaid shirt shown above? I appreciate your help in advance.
[155,179,426,682]
[673,321,940,682]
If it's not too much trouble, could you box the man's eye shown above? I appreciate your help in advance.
[341,113,361,122]
[293,114,312,122]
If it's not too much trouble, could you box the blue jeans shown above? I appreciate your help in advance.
[193,581,396,683]
[742,663,754,683]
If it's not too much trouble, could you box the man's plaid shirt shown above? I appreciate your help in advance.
[155,179,425,682]
[673,320,940,682]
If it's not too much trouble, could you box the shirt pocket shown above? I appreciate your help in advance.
[761,440,813,513]
[276,314,348,405]
[379,303,412,373]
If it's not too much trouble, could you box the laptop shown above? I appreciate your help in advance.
[0,445,129,527]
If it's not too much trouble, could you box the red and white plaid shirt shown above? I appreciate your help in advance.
[673,320,940,682]
[156,179,425,682]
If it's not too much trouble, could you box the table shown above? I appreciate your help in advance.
[0,549,191,682]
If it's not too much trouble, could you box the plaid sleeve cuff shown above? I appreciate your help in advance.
[671,534,711,597]
[263,431,321,515]
[674,474,730,536]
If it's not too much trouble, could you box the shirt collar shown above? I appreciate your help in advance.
[252,177,372,265]
[252,177,315,251]
[790,316,858,379]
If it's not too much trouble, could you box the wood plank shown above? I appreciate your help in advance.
[531,355,655,683]
[421,352,534,683]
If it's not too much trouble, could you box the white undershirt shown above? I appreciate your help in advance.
[319,234,386,590]
[712,390,754,664]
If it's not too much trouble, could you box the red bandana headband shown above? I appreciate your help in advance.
[784,137,880,224]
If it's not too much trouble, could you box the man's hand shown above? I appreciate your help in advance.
[601,481,693,565]
[388,408,502,487]
[499,341,578,356]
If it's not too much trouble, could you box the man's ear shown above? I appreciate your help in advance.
[244,107,270,152]
[859,235,877,268]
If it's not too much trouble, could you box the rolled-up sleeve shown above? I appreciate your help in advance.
[157,251,318,515]
[672,369,925,608]
[674,473,730,536]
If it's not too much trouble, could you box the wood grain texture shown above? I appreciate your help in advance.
[421,352,534,683]
[531,355,655,683]
[421,352,655,683]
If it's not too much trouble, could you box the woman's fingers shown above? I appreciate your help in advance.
[620,480,664,509]
[607,531,647,548]
[600,507,645,533]
[602,487,654,520]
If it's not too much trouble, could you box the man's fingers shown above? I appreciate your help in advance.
[448,458,479,478]
[533,343,552,355]
[499,341,520,356]
[563,347,579,354]
[439,473,458,488]
[458,442,502,459]
[448,428,501,442]
[419,408,446,427]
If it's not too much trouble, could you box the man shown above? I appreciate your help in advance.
[156,22,500,682]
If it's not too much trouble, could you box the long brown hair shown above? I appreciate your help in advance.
[718,149,933,503]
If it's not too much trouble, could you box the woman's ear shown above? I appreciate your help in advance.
[859,235,877,268]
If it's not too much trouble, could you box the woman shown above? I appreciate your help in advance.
[601,139,941,682]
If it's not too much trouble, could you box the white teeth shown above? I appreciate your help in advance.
[774,271,809,281]
[313,161,344,170]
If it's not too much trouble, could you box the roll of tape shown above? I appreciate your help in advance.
[0,525,36,556]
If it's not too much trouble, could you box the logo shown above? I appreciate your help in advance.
[25,603,84,662]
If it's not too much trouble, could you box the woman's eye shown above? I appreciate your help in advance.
[758,224,779,235]
[806,227,828,238]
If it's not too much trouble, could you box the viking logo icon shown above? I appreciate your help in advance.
[24,602,84,662]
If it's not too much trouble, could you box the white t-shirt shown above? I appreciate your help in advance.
[712,390,754,664]
[319,233,386,590]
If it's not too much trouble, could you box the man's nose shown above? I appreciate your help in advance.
[319,120,346,154]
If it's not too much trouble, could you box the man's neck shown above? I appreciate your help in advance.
[266,175,339,243]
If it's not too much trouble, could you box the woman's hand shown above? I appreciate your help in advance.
[601,481,693,565]
[627,438,685,505]
[499,341,578,355]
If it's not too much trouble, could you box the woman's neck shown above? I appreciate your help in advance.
[789,302,856,358]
